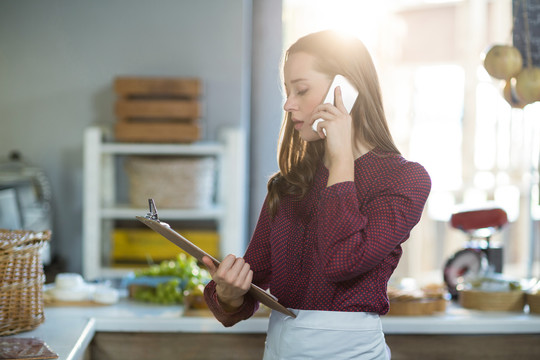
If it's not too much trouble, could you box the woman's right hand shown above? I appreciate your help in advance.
[202,254,253,312]
[312,86,355,186]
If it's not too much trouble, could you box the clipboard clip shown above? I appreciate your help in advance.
[146,199,169,226]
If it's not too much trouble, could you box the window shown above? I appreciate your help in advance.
[283,0,540,284]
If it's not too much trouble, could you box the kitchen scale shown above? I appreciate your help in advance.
[443,207,508,299]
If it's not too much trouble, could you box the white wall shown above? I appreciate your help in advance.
[0,0,255,272]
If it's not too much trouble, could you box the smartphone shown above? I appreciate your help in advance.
[312,75,359,133]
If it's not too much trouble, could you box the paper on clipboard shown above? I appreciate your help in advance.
[136,215,296,318]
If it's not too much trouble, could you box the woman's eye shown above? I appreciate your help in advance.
[297,89,308,96]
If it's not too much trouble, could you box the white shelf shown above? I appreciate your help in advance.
[100,142,223,155]
[82,126,247,280]
[95,266,141,279]
[100,205,223,220]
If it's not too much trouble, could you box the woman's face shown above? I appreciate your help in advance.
[283,52,332,142]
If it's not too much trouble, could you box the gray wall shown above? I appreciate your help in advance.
[0,0,283,273]
[249,0,283,233]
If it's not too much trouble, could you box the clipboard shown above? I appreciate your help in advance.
[136,200,296,318]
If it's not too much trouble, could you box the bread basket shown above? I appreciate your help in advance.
[526,292,540,314]
[459,289,525,312]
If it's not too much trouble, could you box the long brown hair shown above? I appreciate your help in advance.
[267,30,400,218]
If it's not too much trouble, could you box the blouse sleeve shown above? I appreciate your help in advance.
[203,197,273,327]
[203,280,257,327]
[316,161,431,282]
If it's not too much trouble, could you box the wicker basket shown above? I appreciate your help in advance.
[526,292,540,314]
[125,156,216,209]
[0,229,51,336]
[459,289,525,312]
[387,299,447,316]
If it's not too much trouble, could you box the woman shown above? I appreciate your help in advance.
[202,30,431,359]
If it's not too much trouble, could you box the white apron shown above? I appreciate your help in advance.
[263,309,390,360]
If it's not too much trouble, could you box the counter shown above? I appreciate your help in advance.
[7,300,540,360]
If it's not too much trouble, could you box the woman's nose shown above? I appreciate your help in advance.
[283,97,296,112]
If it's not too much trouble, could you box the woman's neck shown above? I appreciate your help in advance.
[352,140,372,160]
[322,140,372,169]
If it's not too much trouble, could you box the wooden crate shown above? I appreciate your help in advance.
[115,121,201,143]
[115,77,201,97]
[115,100,201,120]
[114,77,202,143]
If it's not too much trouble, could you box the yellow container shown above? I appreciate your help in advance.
[112,229,219,263]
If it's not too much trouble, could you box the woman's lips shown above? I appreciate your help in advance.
[293,120,303,130]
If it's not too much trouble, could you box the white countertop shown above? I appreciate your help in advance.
[7,300,540,360]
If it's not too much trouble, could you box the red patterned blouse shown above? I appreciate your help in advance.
[204,149,431,327]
